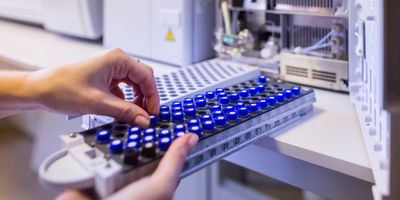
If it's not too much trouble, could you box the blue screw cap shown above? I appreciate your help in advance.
[292,86,301,95]
[212,110,224,118]
[187,119,200,127]
[267,96,277,105]
[200,114,212,122]
[257,84,266,93]
[184,107,196,118]
[238,107,249,117]
[144,128,156,136]
[205,91,215,99]
[239,89,249,98]
[284,89,293,99]
[227,111,238,121]
[174,124,186,133]
[174,131,185,139]
[228,93,239,102]
[158,137,172,151]
[109,139,124,154]
[223,105,235,114]
[235,101,246,109]
[125,141,140,150]
[202,120,215,131]
[172,111,184,122]
[160,111,171,121]
[258,99,268,109]
[189,126,202,137]
[195,94,205,100]
[258,75,267,83]
[128,126,141,135]
[195,98,206,108]
[248,102,259,112]
[171,106,183,113]
[127,134,141,142]
[172,101,182,107]
[219,96,229,105]
[149,115,157,126]
[215,116,227,126]
[184,98,194,104]
[142,135,155,143]
[275,92,285,102]
[96,130,110,143]
[248,87,258,96]
[215,88,224,93]
[184,102,195,108]
[217,92,227,98]
[210,104,222,112]
[160,105,169,112]
[158,129,171,138]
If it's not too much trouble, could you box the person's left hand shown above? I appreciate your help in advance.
[27,48,159,127]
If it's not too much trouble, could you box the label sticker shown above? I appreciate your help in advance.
[165,29,175,42]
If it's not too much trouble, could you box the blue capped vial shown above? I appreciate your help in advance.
[195,94,205,100]
[210,104,222,112]
[184,102,195,108]
[187,119,200,127]
[174,124,186,133]
[200,114,212,122]
[239,89,249,98]
[128,126,141,135]
[125,141,140,150]
[248,87,258,96]
[142,135,155,143]
[149,115,158,126]
[227,111,238,121]
[205,91,215,99]
[215,88,224,93]
[108,139,124,154]
[284,89,293,99]
[184,107,196,118]
[212,110,224,118]
[172,111,184,122]
[217,92,227,98]
[96,130,110,143]
[257,84,266,93]
[248,102,259,112]
[174,131,185,139]
[160,111,171,121]
[158,129,171,138]
[127,134,141,142]
[171,106,183,113]
[202,120,215,131]
[275,92,285,102]
[258,99,268,109]
[195,98,206,108]
[184,98,194,104]
[267,96,277,106]
[215,116,227,126]
[144,128,156,136]
[172,101,182,107]
[228,93,239,102]
[235,101,246,109]
[160,105,169,112]
[158,137,172,151]
[223,105,235,114]
[219,96,229,105]
[238,107,249,117]
[291,86,301,95]
[189,126,202,137]
[258,75,267,83]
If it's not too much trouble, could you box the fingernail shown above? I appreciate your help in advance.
[188,134,199,147]
[134,115,149,127]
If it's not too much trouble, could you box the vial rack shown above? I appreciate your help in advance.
[82,58,259,129]
[39,75,316,198]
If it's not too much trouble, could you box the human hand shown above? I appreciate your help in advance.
[56,133,199,200]
[27,48,159,127]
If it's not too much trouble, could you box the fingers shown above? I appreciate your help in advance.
[95,94,150,127]
[151,133,199,194]
[109,50,160,115]
[56,190,91,200]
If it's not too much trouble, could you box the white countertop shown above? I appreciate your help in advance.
[0,19,373,184]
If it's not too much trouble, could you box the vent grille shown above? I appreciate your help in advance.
[276,0,334,8]
[291,26,332,54]
[311,69,336,82]
[286,66,308,78]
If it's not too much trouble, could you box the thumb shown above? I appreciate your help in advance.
[151,133,199,195]
[95,95,150,127]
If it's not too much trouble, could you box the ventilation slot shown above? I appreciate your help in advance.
[286,66,308,78]
[276,0,334,9]
[311,69,336,82]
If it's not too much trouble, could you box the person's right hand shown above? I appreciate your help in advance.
[56,133,199,200]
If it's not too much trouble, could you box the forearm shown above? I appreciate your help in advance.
[0,70,41,117]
